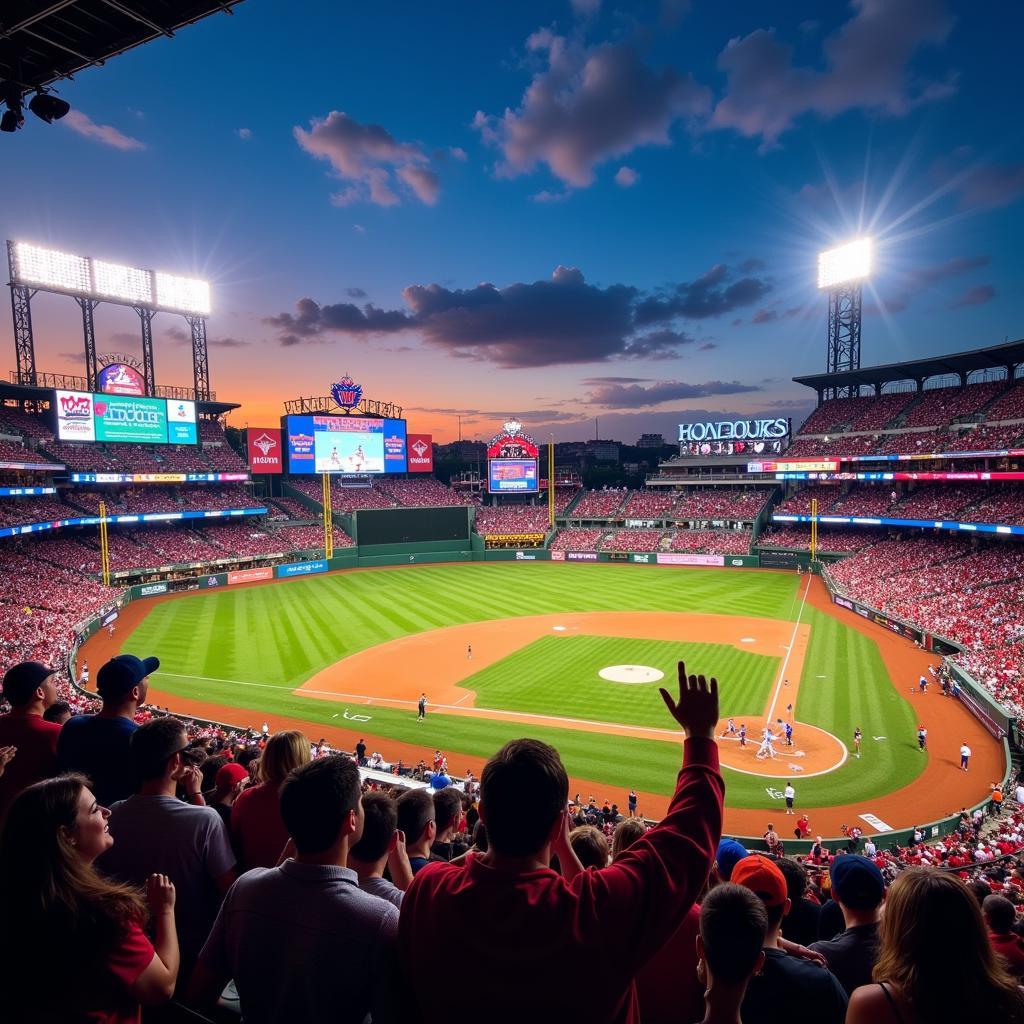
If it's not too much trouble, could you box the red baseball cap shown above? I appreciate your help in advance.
[216,763,249,788]
[731,854,788,907]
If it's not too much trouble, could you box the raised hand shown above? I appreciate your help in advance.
[0,746,15,779]
[659,662,719,740]
[146,873,176,914]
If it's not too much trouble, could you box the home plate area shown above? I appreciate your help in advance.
[599,664,665,684]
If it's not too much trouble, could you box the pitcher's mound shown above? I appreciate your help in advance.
[599,664,665,684]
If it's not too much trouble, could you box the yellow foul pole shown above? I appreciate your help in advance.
[99,500,110,587]
[810,497,818,565]
[322,472,334,559]
[548,440,555,529]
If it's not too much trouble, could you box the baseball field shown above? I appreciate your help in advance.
[80,562,1004,838]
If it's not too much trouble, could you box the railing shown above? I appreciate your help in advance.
[8,372,215,402]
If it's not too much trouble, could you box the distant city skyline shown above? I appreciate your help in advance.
[2,0,1021,442]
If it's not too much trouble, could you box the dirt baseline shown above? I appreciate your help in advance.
[80,571,1004,839]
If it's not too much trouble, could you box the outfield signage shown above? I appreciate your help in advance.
[0,506,267,540]
[680,418,789,443]
[276,559,329,578]
[101,609,119,626]
[0,459,65,471]
[70,472,249,484]
[550,551,565,561]
[749,459,839,473]
[228,566,274,585]
[514,551,537,560]
[0,487,56,496]
[773,512,1024,537]
[566,551,598,561]
[656,552,725,567]
[843,448,1024,462]
[247,427,283,474]
[407,433,434,473]
[139,582,168,597]
[631,553,651,563]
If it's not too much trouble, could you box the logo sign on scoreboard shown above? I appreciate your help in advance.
[679,417,790,457]
[97,362,146,396]
[330,375,363,411]
[247,428,283,474]
[487,418,539,493]
[407,433,433,473]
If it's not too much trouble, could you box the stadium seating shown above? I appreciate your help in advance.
[666,529,752,554]
[670,489,772,521]
[549,527,603,550]
[902,381,1005,428]
[274,523,355,549]
[984,378,1024,422]
[376,477,473,507]
[473,506,550,535]
[599,529,664,552]
[621,490,675,518]
[553,486,581,514]
[0,496,76,528]
[571,488,630,518]
[756,525,870,552]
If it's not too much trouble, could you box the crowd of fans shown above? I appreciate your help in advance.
[571,487,631,517]
[757,526,869,553]
[566,488,771,523]
[473,505,550,535]
[0,647,1021,1023]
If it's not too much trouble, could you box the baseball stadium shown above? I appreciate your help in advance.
[3,6,1024,1021]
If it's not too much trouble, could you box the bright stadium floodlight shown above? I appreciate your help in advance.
[817,237,872,290]
[94,260,154,305]
[13,241,91,292]
[155,271,211,315]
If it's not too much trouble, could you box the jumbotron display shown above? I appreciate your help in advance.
[284,414,407,474]
[487,419,540,494]
[53,390,198,445]
[679,417,790,457]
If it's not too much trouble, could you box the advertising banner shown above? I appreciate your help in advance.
[550,550,565,561]
[55,390,96,441]
[167,400,198,444]
[833,595,854,611]
[247,428,283,474]
[202,574,226,588]
[514,551,537,560]
[94,396,168,444]
[656,552,725,567]
[138,582,168,597]
[228,566,274,585]
[276,559,329,578]
[566,551,598,561]
[407,433,434,473]
[631,553,652,563]
[101,609,119,626]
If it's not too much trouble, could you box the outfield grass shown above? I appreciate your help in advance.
[124,563,926,809]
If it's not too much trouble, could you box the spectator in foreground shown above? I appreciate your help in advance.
[611,817,647,861]
[0,774,179,1022]
[98,717,236,988]
[208,761,250,828]
[777,856,821,948]
[809,855,885,995]
[696,883,768,1024]
[43,699,72,725]
[732,854,848,1023]
[57,654,157,807]
[396,787,437,874]
[348,790,413,908]
[984,894,1024,981]
[189,756,399,1023]
[231,729,310,870]
[399,662,724,1023]
[846,869,1024,1022]
[430,787,467,862]
[0,661,60,821]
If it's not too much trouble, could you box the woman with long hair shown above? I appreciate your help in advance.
[230,729,311,869]
[847,867,1024,1023]
[0,773,178,1023]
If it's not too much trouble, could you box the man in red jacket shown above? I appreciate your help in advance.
[399,662,723,1024]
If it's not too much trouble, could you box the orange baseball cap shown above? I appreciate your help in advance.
[731,854,788,907]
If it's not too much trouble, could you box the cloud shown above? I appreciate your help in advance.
[947,284,996,309]
[236,128,253,140]
[752,308,778,324]
[267,262,763,368]
[712,0,956,146]
[294,110,443,207]
[580,376,654,385]
[956,162,1024,210]
[105,331,142,348]
[570,0,601,15]
[531,188,572,203]
[699,342,717,351]
[587,379,760,408]
[872,254,989,313]
[63,110,145,151]
[407,404,580,423]
[162,324,249,348]
[473,32,710,187]
[346,287,368,299]
[614,166,639,187]
[633,263,771,325]
[208,335,251,348]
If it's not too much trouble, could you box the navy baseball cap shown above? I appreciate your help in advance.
[97,654,159,699]
[715,838,750,881]
[830,855,885,909]
[2,661,56,705]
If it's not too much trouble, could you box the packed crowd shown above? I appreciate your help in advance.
[827,536,1024,717]
[756,526,869,553]
[473,505,551,535]
[0,654,1021,1024]
[571,487,631,518]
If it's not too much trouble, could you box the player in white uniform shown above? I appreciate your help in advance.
[756,727,778,760]
[720,718,738,738]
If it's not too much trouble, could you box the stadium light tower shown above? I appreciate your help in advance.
[818,238,872,399]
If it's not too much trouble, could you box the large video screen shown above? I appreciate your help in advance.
[489,458,539,493]
[284,415,407,474]
[54,390,197,445]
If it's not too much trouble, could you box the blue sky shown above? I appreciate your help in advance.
[3,0,1023,441]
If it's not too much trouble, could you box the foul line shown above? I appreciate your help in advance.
[765,575,811,723]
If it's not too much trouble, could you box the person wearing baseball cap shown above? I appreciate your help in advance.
[0,661,60,820]
[713,837,749,882]
[809,855,885,996]
[57,653,159,807]
[209,761,250,828]
[732,854,848,1024]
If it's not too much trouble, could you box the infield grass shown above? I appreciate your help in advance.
[122,562,926,810]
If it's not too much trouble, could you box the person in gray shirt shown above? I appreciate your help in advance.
[188,756,400,1024]
[98,717,236,991]
[348,791,413,909]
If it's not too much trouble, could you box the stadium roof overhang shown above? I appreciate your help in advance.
[0,380,238,416]
[1,1,244,100]
[793,338,1024,394]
